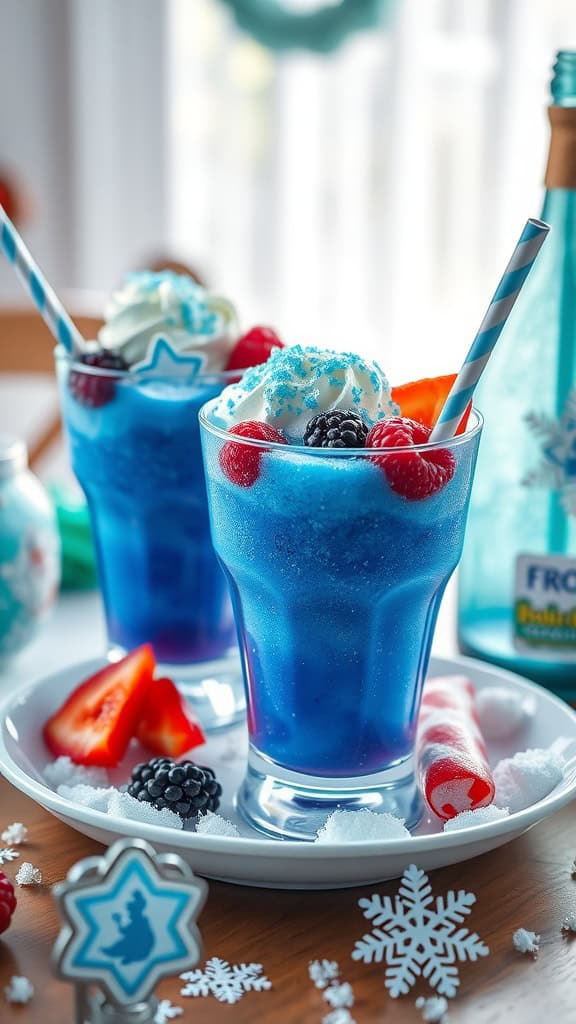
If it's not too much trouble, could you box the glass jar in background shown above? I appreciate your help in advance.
[0,436,60,661]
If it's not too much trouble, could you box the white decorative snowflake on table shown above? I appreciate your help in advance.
[351,864,489,998]
[180,957,272,1004]
[1,822,27,845]
[0,847,19,864]
[309,959,340,989]
[4,976,34,1004]
[154,999,183,1023]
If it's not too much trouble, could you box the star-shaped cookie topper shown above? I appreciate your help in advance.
[131,335,205,384]
[52,838,207,1013]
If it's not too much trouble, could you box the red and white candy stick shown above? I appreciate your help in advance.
[416,675,495,820]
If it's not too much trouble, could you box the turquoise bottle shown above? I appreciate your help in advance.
[458,50,576,699]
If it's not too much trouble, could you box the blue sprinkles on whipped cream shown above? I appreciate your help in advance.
[212,345,398,439]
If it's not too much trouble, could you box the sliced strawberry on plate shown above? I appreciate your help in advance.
[43,644,155,766]
[136,676,205,757]
[392,373,471,434]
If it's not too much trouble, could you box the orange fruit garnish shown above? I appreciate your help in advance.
[391,373,471,435]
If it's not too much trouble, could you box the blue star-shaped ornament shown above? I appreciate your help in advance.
[131,335,206,384]
[52,838,207,1007]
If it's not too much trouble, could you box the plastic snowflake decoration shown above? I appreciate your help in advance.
[1,822,27,845]
[309,959,340,989]
[323,1010,356,1024]
[351,864,489,998]
[180,957,272,1004]
[4,976,34,1004]
[154,999,183,1023]
[416,995,449,1023]
[323,982,354,1009]
[0,848,19,864]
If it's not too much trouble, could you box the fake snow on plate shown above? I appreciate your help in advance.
[351,864,488,997]
[4,976,34,1004]
[315,808,410,843]
[475,686,535,740]
[0,822,27,845]
[493,747,564,813]
[512,928,540,955]
[15,862,42,886]
[195,811,240,837]
[56,782,183,830]
[442,806,510,832]
[44,756,109,789]
[416,995,449,1023]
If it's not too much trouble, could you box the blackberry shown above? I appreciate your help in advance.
[303,409,368,449]
[127,757,222,821]
[69,349,128,408]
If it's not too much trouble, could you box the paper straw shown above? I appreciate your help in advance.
[0,205,85,355]
[429,218,550,442]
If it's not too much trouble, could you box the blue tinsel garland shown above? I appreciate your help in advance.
[217,0,395,53]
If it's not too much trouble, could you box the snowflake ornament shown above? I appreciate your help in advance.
[4,976,34,1004]
[180,957,271,1004]
[154,999,183,1023]
[323,1010,356,1024]
[0,847,19,864]
[323,981,354,1009]
[416,995,449,1022]
[309,959,340,989]
[512,928,540,955]
[351,864,489,998]
[1,822,27,845]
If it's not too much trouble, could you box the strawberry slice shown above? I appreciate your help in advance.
[136,677,205,757]
[392,373,471,434]
[43,645,155,766]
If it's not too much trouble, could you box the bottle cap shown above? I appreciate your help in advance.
[0,435,27,481]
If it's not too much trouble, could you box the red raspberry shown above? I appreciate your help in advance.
[219,420,287,487]
[225,327,284,371]
[366,416,455,500]
[69,349,127,408]
[0,872,16,935]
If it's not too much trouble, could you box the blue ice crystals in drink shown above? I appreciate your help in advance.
[200,347,482,786]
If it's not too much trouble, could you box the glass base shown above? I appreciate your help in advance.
[237,749,422,841]
[108,645,245,732]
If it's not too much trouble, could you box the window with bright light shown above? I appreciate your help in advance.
[166,0,576,382]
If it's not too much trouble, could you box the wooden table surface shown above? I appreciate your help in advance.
[0,775,575,1024]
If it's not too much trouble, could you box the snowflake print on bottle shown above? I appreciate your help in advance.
[523,391,576,515]
[351,864,488,998]
[180,957,272,1004]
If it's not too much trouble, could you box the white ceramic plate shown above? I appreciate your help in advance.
[1,655,576,890]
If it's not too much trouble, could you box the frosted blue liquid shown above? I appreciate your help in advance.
[203,427,480,778]
[59,372,236,665]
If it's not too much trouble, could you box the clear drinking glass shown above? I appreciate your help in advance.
[56,348,245,729]
[200,402,483,838]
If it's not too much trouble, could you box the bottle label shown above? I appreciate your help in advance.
[514,553,576,658]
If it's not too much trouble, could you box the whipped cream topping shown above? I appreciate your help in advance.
[98,271,237,369]
[212,345,397,436]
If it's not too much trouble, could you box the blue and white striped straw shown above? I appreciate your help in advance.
[429,218,550,442]
[0,205,84,355]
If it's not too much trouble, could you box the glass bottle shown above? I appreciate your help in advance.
[458,50,576,698]
[0,436,60,660]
